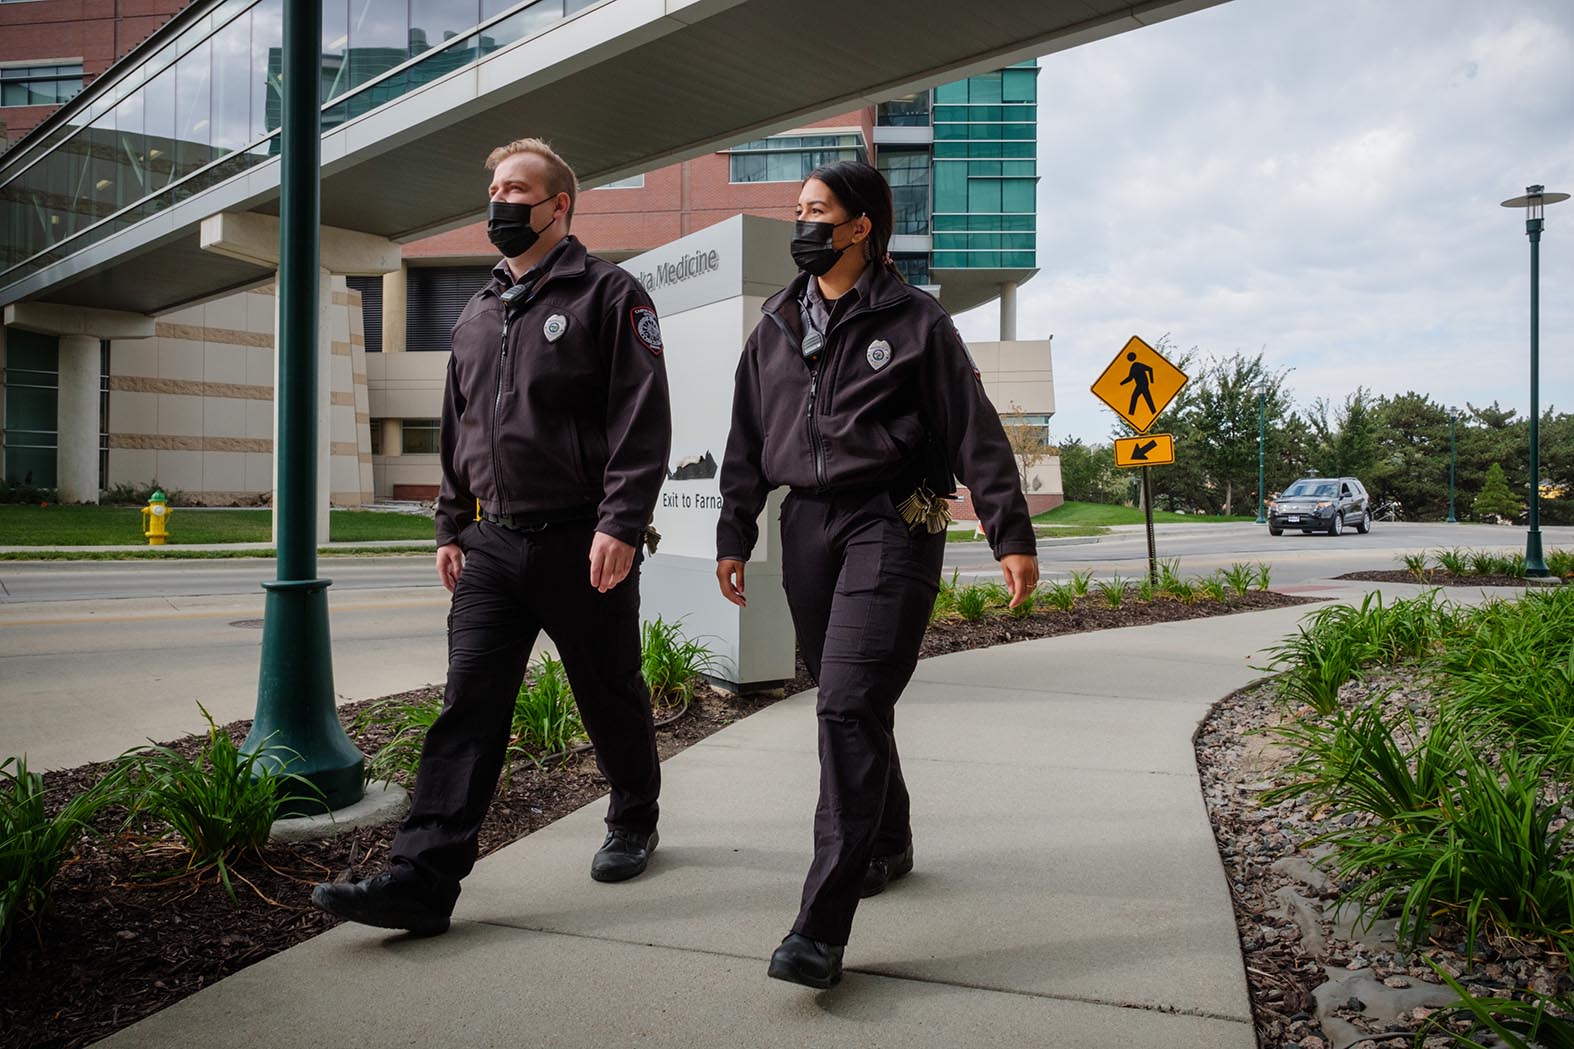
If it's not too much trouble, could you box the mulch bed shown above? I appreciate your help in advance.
[3,587,1312,1049]
[1334,569,1541,588]
[1197,673,1571,1049]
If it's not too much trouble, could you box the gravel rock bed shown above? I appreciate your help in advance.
[1196,670,1572,1049]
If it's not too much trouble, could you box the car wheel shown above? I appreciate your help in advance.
[1355,511,1370,534]
[1329,512,1343,536]
[1269,525,1283,536]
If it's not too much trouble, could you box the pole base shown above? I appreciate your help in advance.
[244,577,365,814]
[1526,529,1551,578]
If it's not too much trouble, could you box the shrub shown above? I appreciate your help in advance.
[1221,563,1256,597]
[1094,577,1127,608]
[1434,547,1469,575]
[1,757,128,952]
[1472,462,1521,521]
[640,617,718,711]
[120,704,320,898]
[357,694,443,787]
[955,584,993,622]
[511,655,586,761]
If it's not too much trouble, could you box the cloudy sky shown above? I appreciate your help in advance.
[949,0,1574,444]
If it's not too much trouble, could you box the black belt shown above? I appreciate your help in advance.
[479,509,596,533]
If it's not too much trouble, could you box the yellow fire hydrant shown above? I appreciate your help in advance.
[141,489,173,545]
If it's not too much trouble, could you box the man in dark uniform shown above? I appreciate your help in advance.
[312,138,671,936]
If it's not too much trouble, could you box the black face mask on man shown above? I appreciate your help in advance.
[487,197,554,259]
[790,217,862,276]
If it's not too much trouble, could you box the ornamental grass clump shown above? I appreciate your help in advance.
[119,704,320,899]
[1042,581,1078,612]
[357,693,442,786]
[1095,577,1128,609]
[1,757,128,953]
[511,654,585,762]
[1221,563,1256,597]
[954,583,993,622]
[640,616,718,711]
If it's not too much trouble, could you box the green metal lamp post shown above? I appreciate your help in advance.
[1500,185,1568,579]
[241,0,365,813]
[1446,406,1459,524]
[1254,382,1269,524]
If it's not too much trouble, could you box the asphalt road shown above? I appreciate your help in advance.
[3,520,1569,770]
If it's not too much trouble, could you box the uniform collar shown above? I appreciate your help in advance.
[765,261,908,323]
[489,235,586,295]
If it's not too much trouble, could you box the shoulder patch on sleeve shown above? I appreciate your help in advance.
[631,306,663,356]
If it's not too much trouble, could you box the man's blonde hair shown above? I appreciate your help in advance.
[486,138,579,226]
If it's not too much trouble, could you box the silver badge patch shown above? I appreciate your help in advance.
[867,339,892,372]
[543,314,568,342]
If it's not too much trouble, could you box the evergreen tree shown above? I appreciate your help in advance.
[1472,462,1520,521]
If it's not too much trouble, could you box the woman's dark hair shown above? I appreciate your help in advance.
[804,159,901,279]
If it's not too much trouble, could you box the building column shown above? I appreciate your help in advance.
[199,212,401,542]
[999,281,1018,341]
[381,418,402,457]
[56,335,102,504]
[382,262,407,354]
[3,302,155,505]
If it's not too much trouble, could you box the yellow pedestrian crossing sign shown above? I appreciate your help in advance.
[1114,433,1175,468]
[1091,336,1188,433]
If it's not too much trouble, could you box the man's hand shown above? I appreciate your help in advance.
[716,559,747,607]
[589,531,636,592]
[1001,553,1039,608]
[436,542,464,593]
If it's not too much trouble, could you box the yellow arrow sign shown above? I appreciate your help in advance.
[1114,433,1175,468]
[1091,336,1189,434]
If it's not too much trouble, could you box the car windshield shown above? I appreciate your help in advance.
[1283,481,1336,499]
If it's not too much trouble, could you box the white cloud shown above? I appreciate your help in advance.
[952,0,1574,442]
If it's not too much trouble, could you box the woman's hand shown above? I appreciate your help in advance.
[716,559,747,607]
[1000,554,1039,608]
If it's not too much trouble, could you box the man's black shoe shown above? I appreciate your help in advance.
[590,828,658,883]
[860,842,915,898]
[768,932,844,989]
[310,871,451,936]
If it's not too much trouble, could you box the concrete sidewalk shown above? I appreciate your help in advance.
[97,589,1381,1049]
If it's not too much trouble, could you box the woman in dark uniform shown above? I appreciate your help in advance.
[714,160,1040,988]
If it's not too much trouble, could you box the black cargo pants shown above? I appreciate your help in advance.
[779,487,946,946]
[388,518,659,907]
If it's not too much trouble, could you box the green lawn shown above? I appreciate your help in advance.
[1033,500,1257,526]
[947,524,1108,543]
[0,505,435,546]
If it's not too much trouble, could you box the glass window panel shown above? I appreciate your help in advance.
[933,80,966,105]
[252,0,285,140]
[322,0,350,99]
[876,90,929,127]
[1001,180,1033,213]
[933,162,966,212]
[480,0,562,54]
[402,419,440,454]
[878,148,929,235]
[564,0,598,12]
[211,11,252,155]
[1002,67,1036,103]
[142,66,176,193]
[1,82,26,106]
[111,87,147,209]
[968,73,1002,104]
[968,178,1001,213]
[411,0,479,55]
[174,40,213,179]
[347,0,407,90]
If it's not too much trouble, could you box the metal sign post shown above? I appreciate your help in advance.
[1093,335,1188,588]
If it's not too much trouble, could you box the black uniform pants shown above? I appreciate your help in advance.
[388,518,659,907]
[779,488,946,946]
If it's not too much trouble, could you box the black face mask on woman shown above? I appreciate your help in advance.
[790,217,862,276]
[487,198,553,259]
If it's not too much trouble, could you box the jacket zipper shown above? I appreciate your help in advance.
[767,296,905,493]
[492,307,513,511]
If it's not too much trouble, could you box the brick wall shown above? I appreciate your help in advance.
[1,0,189,143]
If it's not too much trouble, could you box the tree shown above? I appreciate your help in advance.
[1185,351,1293,516]
[1000,401,1051,493]
[1057,438,1123,504]
[1308,387,1380,481]
[1472,462,1520,521]
[1367,392,1450,519]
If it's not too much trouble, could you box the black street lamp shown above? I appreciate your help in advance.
[1500,185,1568,578]
[1447,406,1459,524]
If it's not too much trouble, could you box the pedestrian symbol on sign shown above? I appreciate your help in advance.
[1120,352,1156,416]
